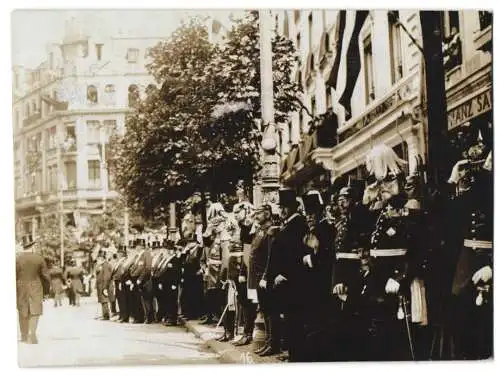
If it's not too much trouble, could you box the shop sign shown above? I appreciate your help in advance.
[361,93,400,128]
[448,88,492,129]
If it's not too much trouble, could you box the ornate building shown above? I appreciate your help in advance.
[12,16,165,239]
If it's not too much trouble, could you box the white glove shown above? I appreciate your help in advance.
[171,285,177,290]
[472,266,493,285]
[238,275,246,283]
[303,254,313,268]
[332,283,346,295]
[158,283,163,290]
[125,280,132,286]
[129,284,134,291]
[259,279,267,289]
[136,279,141,285]
[385,278,400,294]
[274,274,287,287]
[103,289,108,297]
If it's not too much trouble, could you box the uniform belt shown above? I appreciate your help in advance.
[464,239,492,249]
[208,259,222,265]
[229,252,243,257]
[370,249,407,257]
[336,252,361,260]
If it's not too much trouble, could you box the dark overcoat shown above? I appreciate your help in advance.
[95,261,112,303]
[16,252,50,317]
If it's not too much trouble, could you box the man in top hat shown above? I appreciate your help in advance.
[300,190,335,361]
[16,234,50,344]
[95,251,112,320]
[265,188,310,361]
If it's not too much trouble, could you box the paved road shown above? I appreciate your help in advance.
[17,297,220,367]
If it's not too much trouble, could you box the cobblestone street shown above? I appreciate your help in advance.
[17,297,220,367]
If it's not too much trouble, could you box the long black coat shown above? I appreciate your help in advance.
[16,251,50,317]
[266,213,310,311]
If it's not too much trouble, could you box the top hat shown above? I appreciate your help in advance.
[302,190,324,214]
[22,234,36,249]
[278,188,298,208]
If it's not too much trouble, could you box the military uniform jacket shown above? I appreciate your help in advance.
[333,204,373,291]
[16,252,50,317]
[451,170,493,296]
[157,253,182,293]
[364,195,422,302]
[129,249,153,286]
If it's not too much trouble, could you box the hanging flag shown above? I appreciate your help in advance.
[338,10,369,119]
[326,10,347,89]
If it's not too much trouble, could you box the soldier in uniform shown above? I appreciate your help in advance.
[64,260,85,307]
[446,135,493,359]
[151,242,167,322]
[119,242,139,323]
[360,144,424,361]
[95,251,112,320]
[16,234,50,344]
[330,185,372,361]
[156,243,182,325]
[265,188,310,362]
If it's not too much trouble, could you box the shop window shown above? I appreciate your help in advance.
[87,85,98,104]
[363,36,375,104]
[388,11,403,84]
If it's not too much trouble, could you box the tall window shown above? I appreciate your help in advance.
[87,121,100,144]
[325,32,331,53]
[65,161,77,189]
[393,142,409,176]
[363,36,375,104]
[127,48,139,63]
[388,11,403,84]
[88,160,101,188]
[48,165,57,192]
[308,13,313,49]
[46,126,56,150]
[65,124,76,150]
[87,85,98,104]
[284,12,290,37]
[294,10,300,23]
[95,44,103,61]
[128,85,140,107]
[479,11,493,30]
[296,33,301,50]
[442,11,462,71]
[104,84,116,105]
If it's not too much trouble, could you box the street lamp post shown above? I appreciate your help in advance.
[57,134,73,267]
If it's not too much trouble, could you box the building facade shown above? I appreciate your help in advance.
[12,17,165,238]
[273,9,492,196]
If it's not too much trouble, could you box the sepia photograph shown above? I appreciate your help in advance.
[11,6,493,367]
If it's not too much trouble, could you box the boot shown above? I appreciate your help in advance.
[27,316,39,344]
[233,335,252,346]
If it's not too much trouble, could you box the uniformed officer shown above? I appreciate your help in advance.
[131,238,154,323]
[446,136,493,360]
[330,185,372,361]
[156,244,182,325]
[361,144,421,361]
[266,188,310,362]
[151,243,167,322]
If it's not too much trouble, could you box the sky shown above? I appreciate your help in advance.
[11,9,241,69]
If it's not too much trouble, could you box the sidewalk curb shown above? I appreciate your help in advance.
[180,318,275,364]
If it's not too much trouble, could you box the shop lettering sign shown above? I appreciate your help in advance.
[448,88,492,129]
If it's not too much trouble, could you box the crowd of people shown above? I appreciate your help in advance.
[17,135,492,362]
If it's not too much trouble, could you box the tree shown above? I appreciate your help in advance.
[37,215,79,263]
[109,11,301,221]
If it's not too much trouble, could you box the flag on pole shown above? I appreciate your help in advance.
[326,10,369,119]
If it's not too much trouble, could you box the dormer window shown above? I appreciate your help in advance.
[87,85,98,104]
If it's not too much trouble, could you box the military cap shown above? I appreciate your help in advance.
[278,188,298,208]
[302,190,324,215]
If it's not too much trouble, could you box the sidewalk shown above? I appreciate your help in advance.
[179,318,285,364]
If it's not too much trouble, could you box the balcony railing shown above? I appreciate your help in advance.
[23,111,42,127]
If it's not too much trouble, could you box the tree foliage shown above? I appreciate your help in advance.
[109,11,301,220]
